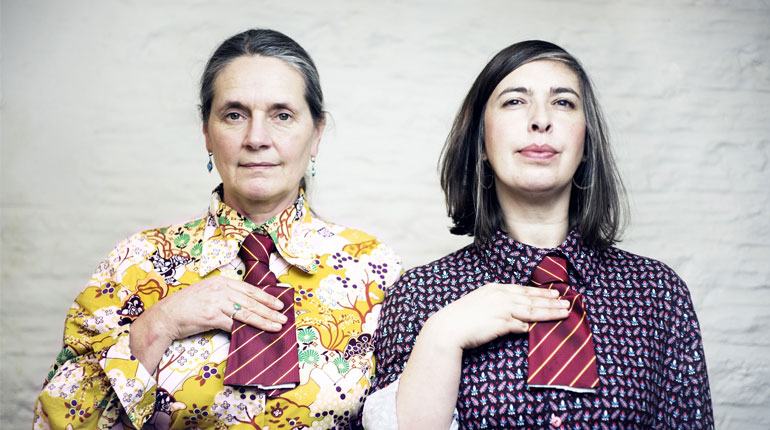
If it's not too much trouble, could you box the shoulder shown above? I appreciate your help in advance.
[399,242,480,286]
[308,216,401,261]
[383,242,482,312]
[594,245,693,303]
[599,246,684,279]
[95,214,209,277]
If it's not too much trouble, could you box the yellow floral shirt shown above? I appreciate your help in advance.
[33,187,402,430]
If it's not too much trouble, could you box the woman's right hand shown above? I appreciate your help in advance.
[423,282,570,351]
[129,276,287,371]
[396,283,571,429]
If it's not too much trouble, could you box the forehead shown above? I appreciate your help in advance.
[494,60,581,94]
[212,55,306,104]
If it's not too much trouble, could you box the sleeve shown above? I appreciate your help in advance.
[33,234,161,430]
[363,379,461,430]
[654,268,715,429]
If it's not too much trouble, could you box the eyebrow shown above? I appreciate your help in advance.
[496,86,581,100]
[219,100,249,113]
[217,100,297,114]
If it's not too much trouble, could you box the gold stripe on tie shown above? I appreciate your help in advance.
[570,355,597,387]
[528,296,578,352]
[247,342,299,384]
[228,321,297,378]
[547,333,594,385]
[528,312,586,382]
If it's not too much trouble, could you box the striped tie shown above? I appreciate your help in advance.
[527,254,599,392]
[223,232,299,396]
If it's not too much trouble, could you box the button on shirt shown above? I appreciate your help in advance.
[34,186,402,429]
[371,229,714,429]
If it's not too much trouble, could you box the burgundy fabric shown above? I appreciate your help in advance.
[527,254,599,391]
[223,232,299,396]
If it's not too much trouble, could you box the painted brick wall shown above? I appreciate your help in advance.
[2,1,768,428]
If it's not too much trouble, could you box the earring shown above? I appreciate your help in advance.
[480,159,494,189]
[207,152,213,173]
[481,173,494,189]
[310,156,317,177]
[572,176,591,190]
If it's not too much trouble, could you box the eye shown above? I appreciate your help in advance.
[555,99,576,108]
[276,112,292,121]
[503,99,522,107]
[225,112,243,121]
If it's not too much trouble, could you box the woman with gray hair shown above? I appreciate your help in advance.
[365,40,713,429]
[34,28,401,430]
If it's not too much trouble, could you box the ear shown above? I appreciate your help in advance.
[310,116,326,158]
[203,123,213,153]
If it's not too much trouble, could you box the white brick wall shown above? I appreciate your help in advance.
[2,1,768,428]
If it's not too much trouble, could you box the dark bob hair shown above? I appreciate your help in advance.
[439,40,628,249]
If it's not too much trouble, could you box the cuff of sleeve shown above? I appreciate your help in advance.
[363,379,399,429]
[98,324,158,427]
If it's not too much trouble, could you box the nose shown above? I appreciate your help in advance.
[529,103,552,133]
[244,116,272,149]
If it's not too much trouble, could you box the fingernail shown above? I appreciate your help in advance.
[278,314,288,323]
[550,290,559,297]
[271,322,282,330]
[560,300,570,307]
[560,309,569,316]
[275,300,284,309]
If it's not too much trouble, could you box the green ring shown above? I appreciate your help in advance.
[233,303,242,311]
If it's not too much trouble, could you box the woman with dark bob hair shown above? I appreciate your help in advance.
[364,41,713,429]
[34,29,401,429]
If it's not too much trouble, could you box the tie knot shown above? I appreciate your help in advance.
[240,232,275,263]
[532,254,568,285]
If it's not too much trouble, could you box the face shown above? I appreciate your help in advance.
[483,59,586,202]
[204,55,324,216]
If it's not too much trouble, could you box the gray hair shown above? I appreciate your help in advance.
[199,29,324,126]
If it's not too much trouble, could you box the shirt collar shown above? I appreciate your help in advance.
[478,227,598,289]
[198,184,320,277]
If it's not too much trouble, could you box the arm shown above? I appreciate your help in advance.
[33,235,288,429]
[655,273,714,429]
[395,283,569,429]
[33,235,160,429]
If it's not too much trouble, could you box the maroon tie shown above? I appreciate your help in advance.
[527,254,599,391]
[223,232,299,396]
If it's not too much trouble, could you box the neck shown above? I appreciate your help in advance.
[223,188,299,225]
[496,185,571,249]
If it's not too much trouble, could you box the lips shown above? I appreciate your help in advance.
[518,144,557,159]
[240,161,278,167]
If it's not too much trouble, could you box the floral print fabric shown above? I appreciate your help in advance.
[371,229,714,429]
[34,186,402,429]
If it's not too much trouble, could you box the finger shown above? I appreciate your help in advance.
[228,279,284,310]
[511,294,571,309]
[235,309,283,332]
[507,318,530,334]
[510,304,569,323]
[232,292,289,324]
[511,284,562,298]
[249,300,289,325]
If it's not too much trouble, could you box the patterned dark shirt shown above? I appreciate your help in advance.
[371,229,714,429]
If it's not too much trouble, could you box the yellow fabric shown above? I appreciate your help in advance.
[33,187,402,429]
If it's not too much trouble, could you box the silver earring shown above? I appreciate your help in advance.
[572,176,591,190]
[311,156,317,177]
[207,152,213,173]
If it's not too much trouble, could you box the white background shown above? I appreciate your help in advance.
[2,1,769,428]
